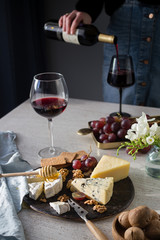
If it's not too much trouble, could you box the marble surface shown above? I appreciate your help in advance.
[0,98,160,240]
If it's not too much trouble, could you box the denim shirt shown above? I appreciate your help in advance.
[102,0,160,107]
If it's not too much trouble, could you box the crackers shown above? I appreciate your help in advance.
[41,150,87,169]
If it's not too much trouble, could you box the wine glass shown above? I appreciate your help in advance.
[30,72,69,158]
[107,55,135,117]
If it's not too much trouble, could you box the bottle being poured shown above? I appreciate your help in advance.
[44,21,117,46]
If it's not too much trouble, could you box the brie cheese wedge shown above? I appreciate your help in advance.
[49,201,70,214]
[28,181,44,200]
[44,174,63,198]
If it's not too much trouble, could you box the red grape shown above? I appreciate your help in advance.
[106,116,115,124]
[81,160,89,172]
[81,154,88,161]
[111,122,121,133]
[72,192,86,201]
[93,128,99,136]
[72,159,82,169]
[126,147,137,155]
[99,117,106,124]
[121,119,131,130]
[117,128,127,140]
[139,145,151,154]
[103,123,112,134]
[99,134,108,142]
[85,157,97,168]
[95,121,105,129]
[90,121,98,128]
[99,129,104,135]
[108,133,117,142]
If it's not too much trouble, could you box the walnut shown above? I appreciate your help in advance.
[57,194,69,202]
[59,168,69,182]
[72,169,84,179]
[84,199,98,206]
[124,227,145,240]
[66,179,72,189]
[93,204,107,213]
[39,197,47,203]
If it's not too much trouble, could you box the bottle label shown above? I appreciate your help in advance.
[62,30,80,45]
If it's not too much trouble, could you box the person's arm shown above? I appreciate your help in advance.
[58,0,104,34]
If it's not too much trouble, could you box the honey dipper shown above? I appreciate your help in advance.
[0,166,57,178]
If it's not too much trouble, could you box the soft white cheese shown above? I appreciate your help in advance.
[44,174,63,198]
[49,201,70,214]
[28,181,44,200]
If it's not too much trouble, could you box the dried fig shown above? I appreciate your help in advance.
[124,226,144,240]
[128,206,151,228]
[118,211,131,229]
[145,219,160,240]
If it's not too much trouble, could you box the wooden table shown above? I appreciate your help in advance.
[0,98,160,240]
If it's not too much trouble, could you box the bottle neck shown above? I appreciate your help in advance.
[98,33,117,44]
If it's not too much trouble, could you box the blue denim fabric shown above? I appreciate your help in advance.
[102,0,160,107]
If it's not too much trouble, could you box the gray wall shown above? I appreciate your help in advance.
[44,0,110,101]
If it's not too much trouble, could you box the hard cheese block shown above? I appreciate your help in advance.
[90,155,130,182]
[71,177,114,205]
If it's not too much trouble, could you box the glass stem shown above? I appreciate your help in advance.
[119,87,122,115]
[48,118,55,154]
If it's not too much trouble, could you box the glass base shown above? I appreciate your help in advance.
[110,112,131,117]
[145,148,160,179]
[38,146,66,158]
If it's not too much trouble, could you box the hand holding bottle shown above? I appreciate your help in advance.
[58,10,92,34]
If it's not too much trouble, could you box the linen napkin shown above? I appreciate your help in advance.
[0,131,32,240]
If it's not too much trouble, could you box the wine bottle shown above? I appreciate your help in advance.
[44,21,117,46]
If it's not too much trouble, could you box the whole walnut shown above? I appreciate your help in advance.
[144,219,160,240]
[124,226,144,240]
[150,209,160,221]
[118,211,131,229]
[128,206,151,228]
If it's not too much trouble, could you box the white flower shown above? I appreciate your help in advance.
[136,112,148,125]
[150,123,158,136]
[146,136,154,145]
[125,129,138,141]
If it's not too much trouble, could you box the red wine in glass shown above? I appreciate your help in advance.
[30,72,68,158]
[31,97,67,118]
[107,55,135,117]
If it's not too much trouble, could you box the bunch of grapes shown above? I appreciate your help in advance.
[90,116,132,143]
[72,155,97,172]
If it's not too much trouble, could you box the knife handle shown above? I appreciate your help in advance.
[86,220,109,240]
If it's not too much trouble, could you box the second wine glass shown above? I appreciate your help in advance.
[107,55,135,117]
[30,72,69,158]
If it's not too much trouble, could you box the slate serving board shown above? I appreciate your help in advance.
[24,175,134,221]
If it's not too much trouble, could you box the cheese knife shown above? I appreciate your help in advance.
[68,199,109,240]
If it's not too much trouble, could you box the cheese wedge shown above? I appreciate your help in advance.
[90,155,130,182]
[49,201,70,214]
[71,177,114,205]
[28,181,44,200]
[44,174,63,198]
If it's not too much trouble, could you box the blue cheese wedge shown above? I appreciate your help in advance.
[71,177,114,205]
[49,201,70,214]
[44,174,63,198]
[28,181,44,200]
